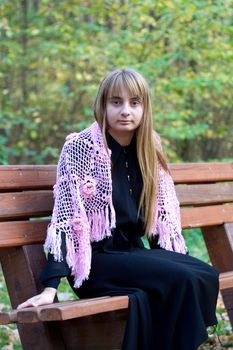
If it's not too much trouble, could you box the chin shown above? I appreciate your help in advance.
[117,126,135,132]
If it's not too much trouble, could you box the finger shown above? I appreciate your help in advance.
[17,301,33,309]
[17,296,41,309]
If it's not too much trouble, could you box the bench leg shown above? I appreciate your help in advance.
[202,223,233,327]
[221,288,233,329]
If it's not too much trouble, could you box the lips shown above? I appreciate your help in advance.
[118,120,132,124]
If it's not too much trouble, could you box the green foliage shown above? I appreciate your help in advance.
[0,270,22,349]
[0,0,232,164]
[183,228,210,262]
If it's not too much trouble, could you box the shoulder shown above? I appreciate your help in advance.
[60,122,106,165]
[64,122,98,152]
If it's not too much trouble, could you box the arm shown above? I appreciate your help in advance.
[40,232,70,288]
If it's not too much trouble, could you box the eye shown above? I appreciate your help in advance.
[131,99,141,106]
[110,98,121,105]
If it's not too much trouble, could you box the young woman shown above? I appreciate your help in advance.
[18,68,219,350]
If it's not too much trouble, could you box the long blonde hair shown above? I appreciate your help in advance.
[94,68,168,237]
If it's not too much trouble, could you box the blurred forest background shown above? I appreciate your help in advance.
[0,0,232,165]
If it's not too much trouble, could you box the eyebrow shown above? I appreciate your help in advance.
[108,96,142,101]
[108,96,121,99]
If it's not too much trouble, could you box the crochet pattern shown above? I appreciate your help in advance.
[44,122,187,288]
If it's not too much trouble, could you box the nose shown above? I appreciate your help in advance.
[121,102,130,117]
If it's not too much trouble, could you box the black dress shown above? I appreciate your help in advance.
[41,134,219,350]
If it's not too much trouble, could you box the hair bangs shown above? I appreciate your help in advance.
[107,70,145,101]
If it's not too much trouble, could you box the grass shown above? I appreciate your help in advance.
[0,229,232,349]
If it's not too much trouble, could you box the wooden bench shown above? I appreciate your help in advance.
[0,163,233,350]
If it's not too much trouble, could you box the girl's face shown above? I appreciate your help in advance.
[106,86,143,145]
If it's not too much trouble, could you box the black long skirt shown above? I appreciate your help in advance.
[76,247,219,350]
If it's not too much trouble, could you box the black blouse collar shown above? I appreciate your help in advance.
[106,132,137,165]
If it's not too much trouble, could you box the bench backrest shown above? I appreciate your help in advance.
[0,163,233,247]
[171,163,233,275]
[171,163,233,228]
[0,163,233,348]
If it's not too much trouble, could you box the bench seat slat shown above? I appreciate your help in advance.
[0,191,53,219]
[170,162,233,183]
[181,204,233,229]
[39,296,129,322]
[0,165,56,191]
[0,220,48,247]
[0,299,97,324]
[0,310,18,324]
[176,183,233,206]
[220,272,233,291]
[16,297,111,323]
[0,296,129,325]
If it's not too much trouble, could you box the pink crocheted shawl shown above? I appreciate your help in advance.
[44,122,187,288]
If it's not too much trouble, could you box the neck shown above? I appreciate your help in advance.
[108,130,134,146]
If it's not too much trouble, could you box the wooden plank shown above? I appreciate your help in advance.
[181,204,233,229]
[170,162,233,183]
[0,220,48,247]
[0,162,232,191]
[3,205,231,248]
[0,191,54,219]
[176,183,233,206]
[220,271,233,290]
[15,298,108,324]
[0,310,18,324]
[39,296,129,322]
[17,302,75,324]
[0,165,56,191]
[0,207,232,247]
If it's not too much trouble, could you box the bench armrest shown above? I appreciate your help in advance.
[0,296,129,324]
